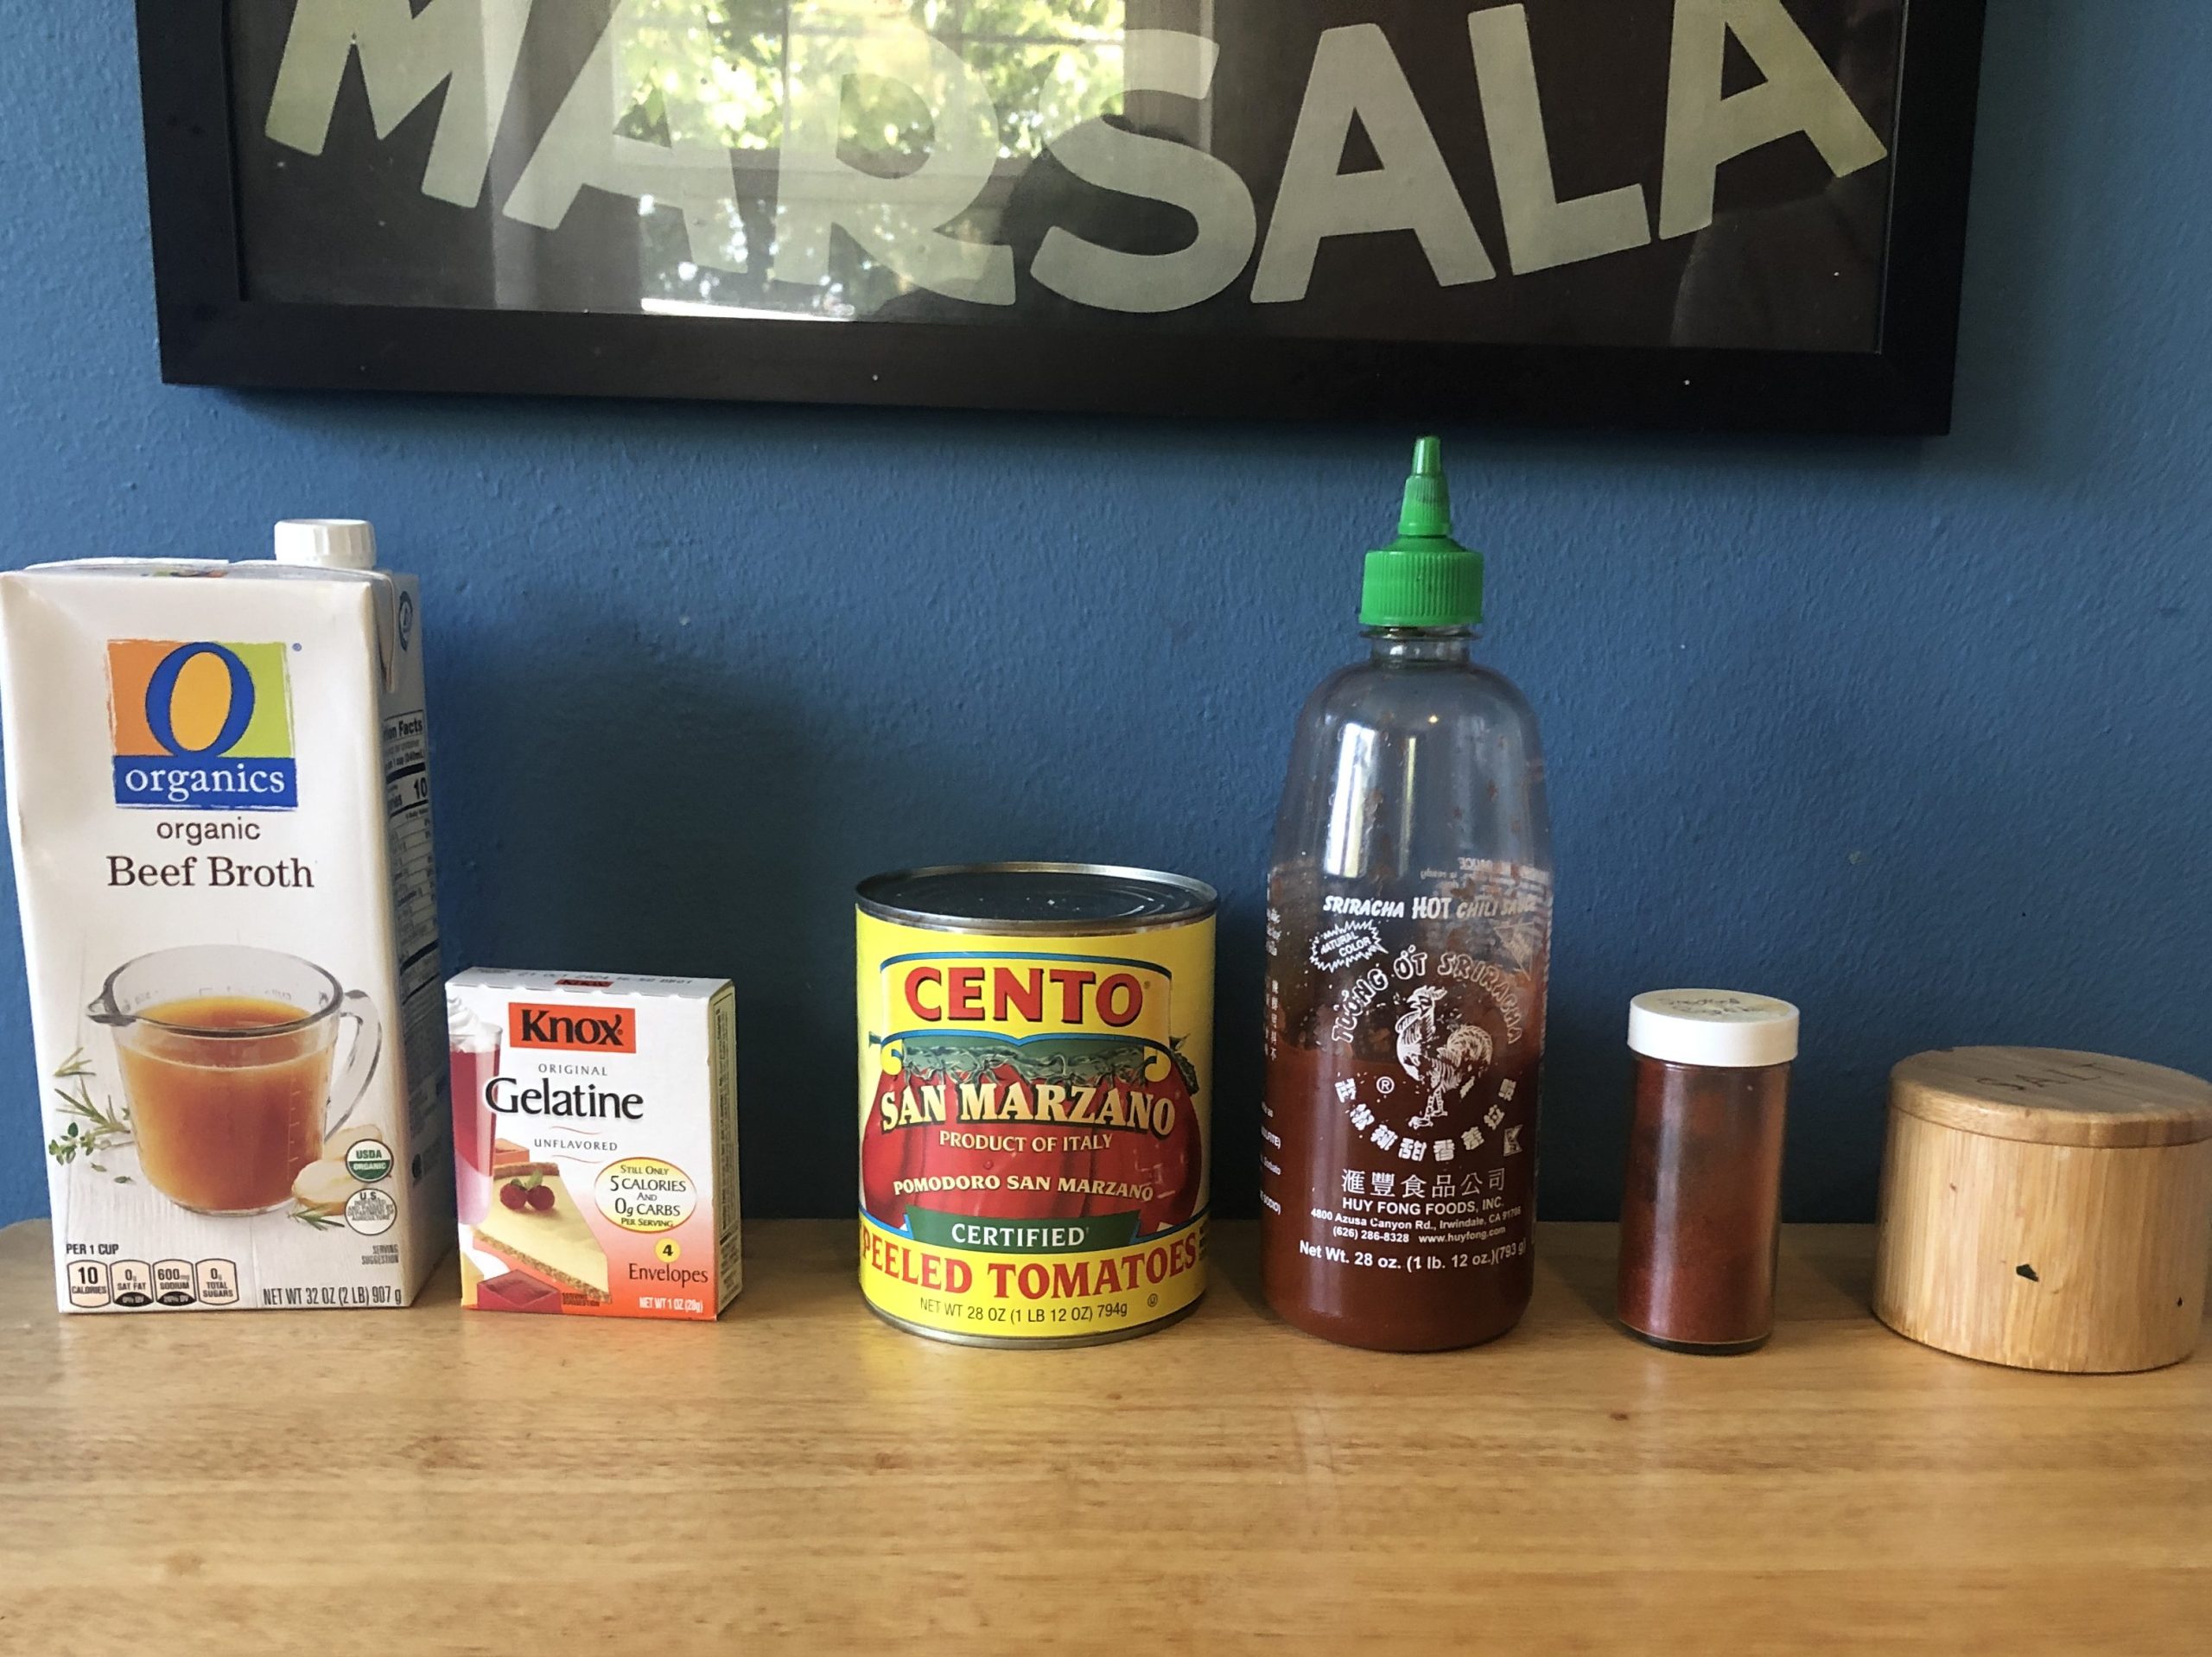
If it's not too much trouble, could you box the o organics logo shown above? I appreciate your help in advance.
[510,1002,637,1053]
[107,640,297,810]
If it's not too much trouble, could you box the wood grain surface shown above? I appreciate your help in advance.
[2,1220,2206,1655]
[1888,1047,2212,1148]
[1875,1110,2212,1372]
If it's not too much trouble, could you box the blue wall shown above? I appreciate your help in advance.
[3,3,2206,1228]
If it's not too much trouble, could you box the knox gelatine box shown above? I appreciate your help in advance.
[447,970,741,1319]
[0,522,453,1312]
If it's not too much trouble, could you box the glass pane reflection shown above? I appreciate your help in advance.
[230,1,1901,352]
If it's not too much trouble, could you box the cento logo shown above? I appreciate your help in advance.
[510,1003,637,1053]
[106,641,297,810]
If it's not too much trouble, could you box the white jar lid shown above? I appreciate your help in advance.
[1629,989,1800,1068]
[274,518,378,570]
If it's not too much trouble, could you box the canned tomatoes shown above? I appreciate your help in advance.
[856,863,1216,1346]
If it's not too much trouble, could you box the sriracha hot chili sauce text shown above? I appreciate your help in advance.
[857,864,1216,1346]
[1262,441,1554,1352]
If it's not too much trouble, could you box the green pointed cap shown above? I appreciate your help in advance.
[1359,436,1483,628]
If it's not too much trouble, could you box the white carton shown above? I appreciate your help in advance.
[447,970,741,1319]
[0,531,451,1311]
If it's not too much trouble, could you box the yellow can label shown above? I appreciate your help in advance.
[856,908,1214,1340]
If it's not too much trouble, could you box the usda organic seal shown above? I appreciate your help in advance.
[343,1138,395,1183]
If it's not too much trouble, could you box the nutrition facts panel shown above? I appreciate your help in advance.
[383,708,446,1145]
[66,1257,240,1311]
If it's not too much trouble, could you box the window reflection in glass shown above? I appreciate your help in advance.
[232,0,1899,352]
[559,0,1132,321]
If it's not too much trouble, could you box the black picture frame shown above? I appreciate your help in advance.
[137,1,1986,434]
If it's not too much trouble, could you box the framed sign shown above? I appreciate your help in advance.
[137,1,1986,431]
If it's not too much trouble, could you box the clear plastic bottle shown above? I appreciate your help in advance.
[1261,440,1554,1351]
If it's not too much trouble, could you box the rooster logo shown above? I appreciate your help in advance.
[1395,986,1494,1128]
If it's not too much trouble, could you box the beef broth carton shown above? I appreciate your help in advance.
[447,970,741,1319]
[0,521,451,1311]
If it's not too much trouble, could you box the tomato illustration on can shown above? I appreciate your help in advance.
[856,864,1215,1346]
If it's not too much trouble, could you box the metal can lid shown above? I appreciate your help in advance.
[857,862,1217,936]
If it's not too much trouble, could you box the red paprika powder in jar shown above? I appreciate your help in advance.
[1616,991,1799,1354]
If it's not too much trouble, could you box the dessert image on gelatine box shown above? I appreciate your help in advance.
[446,970,741,1320]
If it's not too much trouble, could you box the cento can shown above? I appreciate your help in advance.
[856,863,1216,1347]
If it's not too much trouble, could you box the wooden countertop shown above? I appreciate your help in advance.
[2,1220,2206,1654]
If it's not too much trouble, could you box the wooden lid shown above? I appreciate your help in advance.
[1889,1048,2212,1148]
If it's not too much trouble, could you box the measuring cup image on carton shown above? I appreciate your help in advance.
[89,945,382,1216]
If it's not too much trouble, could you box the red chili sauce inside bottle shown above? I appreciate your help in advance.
[1256,441,1554,1353]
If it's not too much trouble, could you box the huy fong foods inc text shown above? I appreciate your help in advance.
[858,931,1212,1343]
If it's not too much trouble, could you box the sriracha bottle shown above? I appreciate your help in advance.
[1261,439,1554,1351]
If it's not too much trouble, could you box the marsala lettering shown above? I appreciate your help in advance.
[876,1076,1178,1138]
[486,1076,643,1121]
[267,1,1886,306]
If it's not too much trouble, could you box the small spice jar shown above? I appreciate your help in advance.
[1616,990,1800,1354]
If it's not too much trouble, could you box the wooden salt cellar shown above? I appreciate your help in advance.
[1874,1048,2212,1373]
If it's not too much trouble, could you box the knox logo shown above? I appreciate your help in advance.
[510,1002,637,1053]
[107,640,297,809]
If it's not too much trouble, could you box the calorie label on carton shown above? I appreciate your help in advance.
[856,913,1213,1341]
